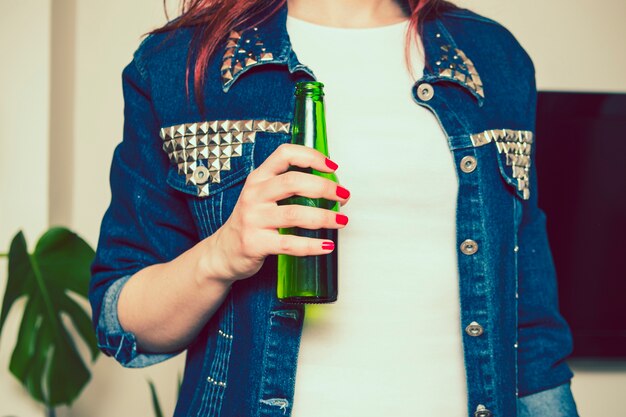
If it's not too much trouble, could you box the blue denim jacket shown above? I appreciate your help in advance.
[89,4,575,417]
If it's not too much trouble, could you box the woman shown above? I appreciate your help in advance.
[89,0,579,416]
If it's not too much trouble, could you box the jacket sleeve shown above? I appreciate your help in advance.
[516,60,574,396]
[88,49,200,368]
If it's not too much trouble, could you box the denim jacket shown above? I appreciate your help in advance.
[89,4,575,417]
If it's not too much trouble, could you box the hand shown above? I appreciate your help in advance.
[208,144,350,282]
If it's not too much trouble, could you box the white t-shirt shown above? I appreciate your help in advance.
[286,15,468,417]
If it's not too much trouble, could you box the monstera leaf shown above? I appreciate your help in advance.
[0,227,99,407]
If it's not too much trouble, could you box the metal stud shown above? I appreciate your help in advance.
[439,68,453,78]
[206,375,227,388]
[460,155,477,173]
[222,70,233,82]
[469,129,533,199]
[474,404,492,417]
[416,83,435,101]
[160,120,291,197]
[435,45,484,98]
[218,329,234,340]
[192,165,210,185]
[460,239,478,255]
[221,59,232,71]
[233,61,243,74]
[221,27,274,86]
[465,321,484,337]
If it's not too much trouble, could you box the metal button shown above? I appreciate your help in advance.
[460,239,478,255]
[416,83,435,101]
[465,321,484,337]
[474,405,492,417]
[193,165,210,185]
[460,155,477,173]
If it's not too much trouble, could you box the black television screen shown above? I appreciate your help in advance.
[535,91,626,358]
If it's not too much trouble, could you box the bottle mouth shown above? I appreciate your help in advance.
[295,81,325,97]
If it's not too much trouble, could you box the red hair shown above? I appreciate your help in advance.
[153,0,453,102]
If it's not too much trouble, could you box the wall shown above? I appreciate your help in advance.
[456,0,626,93]
[1,1,625,416]
[0,2,51,417]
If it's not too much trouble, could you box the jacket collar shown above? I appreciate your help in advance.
[219,4,484,105]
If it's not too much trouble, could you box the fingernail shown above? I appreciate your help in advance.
[322,241,335,251]
[336,185,350,199]
[325,158,338,170]
[336,214,349,225]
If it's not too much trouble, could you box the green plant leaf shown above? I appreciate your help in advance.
[0,227,98,406]
[148,380,164,417]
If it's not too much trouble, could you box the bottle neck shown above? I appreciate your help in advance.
[292,91,329,155]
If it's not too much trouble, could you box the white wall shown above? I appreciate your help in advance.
[1,0,625,416]
[0,3,51,241]
[0,2,51,417]
[455,0,626,93]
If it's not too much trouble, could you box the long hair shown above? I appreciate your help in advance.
[153,0,453,103]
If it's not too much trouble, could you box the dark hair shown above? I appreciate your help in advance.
[152,0,454,102]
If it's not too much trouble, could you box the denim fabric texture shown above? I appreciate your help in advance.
[89,3,576,417]
[518,382,579,417]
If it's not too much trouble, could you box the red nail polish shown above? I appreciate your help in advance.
[336,214,349,225]
[336,185,350,199]
[322,241,335,251]
[325,158,339,170]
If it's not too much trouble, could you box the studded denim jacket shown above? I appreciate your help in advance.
[89,4,575,417]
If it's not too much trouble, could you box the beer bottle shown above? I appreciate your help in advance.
[277,81,338,303]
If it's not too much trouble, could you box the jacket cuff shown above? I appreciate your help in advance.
[517,380,578,416]
[96,274,181,368]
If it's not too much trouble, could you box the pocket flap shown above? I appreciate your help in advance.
[470,129,533,200]
[160,119,291,197]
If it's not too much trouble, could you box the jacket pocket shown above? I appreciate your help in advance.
[470,128,533,200]
[159,119,291,236]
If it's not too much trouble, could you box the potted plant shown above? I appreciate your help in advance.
[0,227,99,417]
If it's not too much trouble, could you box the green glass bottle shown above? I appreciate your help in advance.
[277,81,338,304]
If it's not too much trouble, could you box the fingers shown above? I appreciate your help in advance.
[250,143,338,182]
[262,205,348,230]
[268,233,336,257]
[255,170,350,204]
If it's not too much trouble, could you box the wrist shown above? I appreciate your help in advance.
[195,231,237,288]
